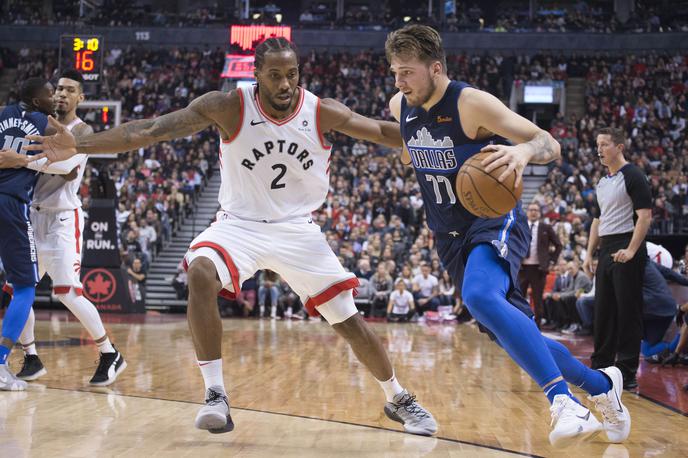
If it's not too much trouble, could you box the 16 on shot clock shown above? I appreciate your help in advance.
[59,35,104,82]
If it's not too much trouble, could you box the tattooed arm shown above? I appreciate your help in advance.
[458,87,561,186]
[26,91,238,163]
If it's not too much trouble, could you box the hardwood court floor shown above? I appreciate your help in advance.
[1,315,687,457]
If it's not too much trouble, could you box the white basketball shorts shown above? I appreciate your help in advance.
[184,212,359,318]
[31,207,84,295]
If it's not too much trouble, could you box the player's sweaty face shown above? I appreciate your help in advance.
[256,50,299,112]
[390,56,435,107]
[35,83,56,116]
[54,78,83,115]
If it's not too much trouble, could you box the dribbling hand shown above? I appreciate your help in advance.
[480,144,529,188]
[24,116,78,165]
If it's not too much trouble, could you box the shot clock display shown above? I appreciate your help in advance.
[59,35,104,83]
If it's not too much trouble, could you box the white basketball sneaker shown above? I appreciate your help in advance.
[0,364,27,391]
[589,366,631,443]
[384,390,438,436]
[549,394,603,448]
[195,386,234,434]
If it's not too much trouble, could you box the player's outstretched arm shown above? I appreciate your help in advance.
[26,91,235,163]
[459,88,561,186]
[319,98,402,148]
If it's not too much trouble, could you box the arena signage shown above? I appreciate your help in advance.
[82,199,121,268]
[221,54,255,79]
[230,25,291,51]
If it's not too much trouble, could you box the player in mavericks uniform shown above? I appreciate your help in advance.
[386,25,631,447]
[25,38,437,436]
[0,78,67,390]
[13,70,126,386]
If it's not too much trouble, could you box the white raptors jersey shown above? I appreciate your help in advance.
[218,85,331,221]
[32,117,89,210]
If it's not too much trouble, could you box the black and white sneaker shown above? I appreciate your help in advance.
[16,354,47,381]
[89,347,127,386]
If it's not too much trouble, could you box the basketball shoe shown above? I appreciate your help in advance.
[589,366,631,443]
[384,390,437,436]
[16,354,47,381]
[0,364,27,391]
[89,347,127,386]
[549,394,603,448]
[195,386,234,433]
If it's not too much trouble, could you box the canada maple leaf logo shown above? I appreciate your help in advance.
[87,273,112,297]
[82,269,117,303]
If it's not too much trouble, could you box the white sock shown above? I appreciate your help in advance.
[198,359,225,392]
[270,305,276,317]
[23,343,37,356]
[19,307,36,351]
[57,290,108,344]
[96,337,115,354]
[377,371,404,402]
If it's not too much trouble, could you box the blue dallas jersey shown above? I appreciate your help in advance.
[400,80,516,235]
[0,104,49,203]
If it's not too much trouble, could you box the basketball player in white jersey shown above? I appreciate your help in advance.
[16,70,126,386]
[27,38,437,436]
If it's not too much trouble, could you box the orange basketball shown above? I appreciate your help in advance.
[456,151,523,218]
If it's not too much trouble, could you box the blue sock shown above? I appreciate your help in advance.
[669,334,680,353]
[462,244,573,404]
[543,379,573,403]
[544,336,611,396]
[0,285,35,365]
[641,340,669,358]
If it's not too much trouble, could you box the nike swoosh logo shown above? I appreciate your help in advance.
[59,217,69,222]
[0,375,7,383]
[576,411,590,421]
[405,115,418,122]
[614,390,624,413]
[250,120,266,126]
[199,362,212,366]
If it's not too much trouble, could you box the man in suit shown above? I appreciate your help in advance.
[519,203,563,328]
[558,261,593,332]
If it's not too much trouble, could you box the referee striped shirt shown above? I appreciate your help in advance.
[595,163,652,236]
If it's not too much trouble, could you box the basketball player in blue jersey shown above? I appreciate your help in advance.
[385,25,630,447]
[0,78,64,390]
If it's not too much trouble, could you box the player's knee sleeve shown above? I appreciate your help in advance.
[19,307,36,345]
[317,290,358,325]
[1,285,35,342]
[186,247,229,290]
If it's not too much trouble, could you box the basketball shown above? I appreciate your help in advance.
[456,151,523,218]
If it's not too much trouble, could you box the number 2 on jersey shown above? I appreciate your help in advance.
[271,163,287,189]
[425,174,456,204]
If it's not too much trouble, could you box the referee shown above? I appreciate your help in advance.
[583,127,652,390]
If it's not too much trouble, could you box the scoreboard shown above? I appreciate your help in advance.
[59,35,104,83]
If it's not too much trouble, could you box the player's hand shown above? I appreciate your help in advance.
[552,293,560,301]
[480,144,529,188]
[0,149,30,169]
[583,257,595,276]
[24,116,78,164]
[612,248,635,263]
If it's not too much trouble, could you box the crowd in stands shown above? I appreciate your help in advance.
[3,0,688,33]
[1,40,687,371]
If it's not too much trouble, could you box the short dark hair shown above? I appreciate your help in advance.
[20,77,49,105]
[254,37,298,70]
[385,24,447,71]
[596,127,625,146]
[60,69,85,89]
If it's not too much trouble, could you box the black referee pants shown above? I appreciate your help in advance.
[590,234,646,379]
